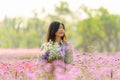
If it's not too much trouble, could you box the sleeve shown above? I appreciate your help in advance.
[64,43,73,64]
[37,43,46,62]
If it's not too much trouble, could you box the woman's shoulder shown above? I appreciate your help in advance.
[40,42,48,48]
[63,42,73,49]
[63,41,72,46]
[40,42,46,46]
[40,41,53,48]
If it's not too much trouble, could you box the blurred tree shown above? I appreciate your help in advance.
[98,7,120,52]
[0,1,120,53]
[76,6,120,52]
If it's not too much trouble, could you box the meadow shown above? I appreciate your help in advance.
[0,49,120,80]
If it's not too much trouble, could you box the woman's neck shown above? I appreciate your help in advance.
[55,37,61,43]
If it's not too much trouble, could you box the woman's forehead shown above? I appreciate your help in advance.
[59,24,64,28]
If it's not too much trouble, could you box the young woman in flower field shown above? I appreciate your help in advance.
[38,21,73,64]
[1,22,120,80]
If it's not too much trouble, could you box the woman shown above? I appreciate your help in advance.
[38,21,73,64]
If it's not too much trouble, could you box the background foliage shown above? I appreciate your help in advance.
[0,1,120,53]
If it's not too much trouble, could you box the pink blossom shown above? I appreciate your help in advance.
[43,63,52,72]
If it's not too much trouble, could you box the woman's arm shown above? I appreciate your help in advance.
[64,43,73,64]
[37,43,46,62]
[38,44,44,62]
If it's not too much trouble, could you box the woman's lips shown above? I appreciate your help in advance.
[59,32,64,34]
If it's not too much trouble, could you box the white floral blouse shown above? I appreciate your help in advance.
[38,41,73,64]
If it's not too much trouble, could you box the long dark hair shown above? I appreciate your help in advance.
[46,21,67,43]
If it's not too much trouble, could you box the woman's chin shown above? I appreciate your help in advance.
[56,34,64,38]
[60,35,64,37]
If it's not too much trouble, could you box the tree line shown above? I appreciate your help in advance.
[0,1,120,53]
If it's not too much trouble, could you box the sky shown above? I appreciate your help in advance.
[0,0,120,21]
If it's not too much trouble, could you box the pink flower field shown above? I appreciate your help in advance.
[0,49,120,80]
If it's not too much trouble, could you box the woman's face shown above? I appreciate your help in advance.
[55,24,65,38]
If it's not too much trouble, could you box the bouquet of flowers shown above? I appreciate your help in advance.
[41,40,65,61]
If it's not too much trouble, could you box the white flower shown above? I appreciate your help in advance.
[41,40,63,60]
